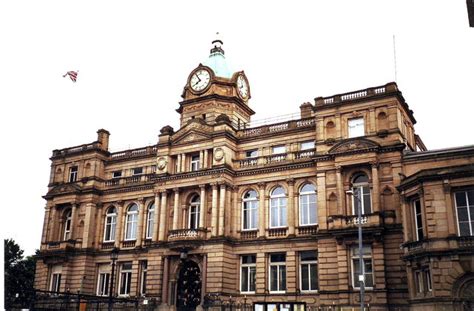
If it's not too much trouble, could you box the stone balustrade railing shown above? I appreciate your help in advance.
[110,145,157,161]
[236,148,315,169]
[52,142,102,157]
[237,117,315,138]
[315,83,397,106]
[327,213,381,230]
[168,228,206,241]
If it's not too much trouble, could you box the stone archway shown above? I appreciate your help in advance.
[176,260,202,311]
[453,273,474,311]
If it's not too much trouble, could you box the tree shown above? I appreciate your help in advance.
[4,239,36,309]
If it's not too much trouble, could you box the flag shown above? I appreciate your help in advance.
[63,70,78,82]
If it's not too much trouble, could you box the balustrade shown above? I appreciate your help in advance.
[268,227,288,237]
[168,228,206,241]
[240,230,258,240]
[297,225,318,235]
[122,240,136,248]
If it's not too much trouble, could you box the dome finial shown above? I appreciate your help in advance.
[210,32,224,55]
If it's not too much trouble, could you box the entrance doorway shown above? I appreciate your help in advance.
[176,260,202,311]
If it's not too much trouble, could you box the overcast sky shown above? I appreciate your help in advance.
[1,1,473,256]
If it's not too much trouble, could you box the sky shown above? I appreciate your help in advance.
[0,1,473,257]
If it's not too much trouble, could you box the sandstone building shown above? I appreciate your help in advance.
[35,39,474,310]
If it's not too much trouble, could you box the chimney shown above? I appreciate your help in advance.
[97,129,110,151]
[300,102,314,119]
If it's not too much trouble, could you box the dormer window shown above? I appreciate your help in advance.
[190,154,200,171]
[132,167,143,176]
[68,166,78,182]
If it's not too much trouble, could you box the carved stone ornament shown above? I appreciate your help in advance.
[214,147,225,161]
[328,138,380,154]
[157,157,167,170]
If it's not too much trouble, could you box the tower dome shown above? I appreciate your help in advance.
[202,33,233,78]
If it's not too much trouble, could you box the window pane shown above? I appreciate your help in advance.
[310,264,318,290]
[280,199,287,226]
[270,266,278,291]
[456,192,467,207]
[458,207,469,221]
[271,203,278,227]
[459,222,471,236]
[249,266,256,291]
[301,264,309,290]
[241,266,249,292]
[301,251,317,261]
[280,266,287,290]
[270,254,286,262]
[272,146,286,154]
[301,141,315,150]
[467,190,474,205]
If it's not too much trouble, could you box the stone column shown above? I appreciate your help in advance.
[49,205,58,241]
[41,205,51,245]
[258,183,266,237]
[136,198,145,246]
[443,182,457,235]
[287,179,295,235]
[211,183,218,236]
[371,162,380,212]
[232,187,239,237]
[225,187,232,236]
[336,166,345,215]
[202,254,207,301]
[82,202,97,248]
[199,150,204,170]
[218,183,226,236]
[158,191,168,241]
[199,185,206,229]
[203,150,208,169]
[114,201,124,247]
[181,154,186,172]
[152,192,160,241]
[173,188,180,230]
[177,154,182,173]
[316,172,327,230]
[162,256,169,304]
[69,203,78,239]
[264,194,270,237]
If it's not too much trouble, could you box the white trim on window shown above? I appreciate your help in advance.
[299,184,317,226]
[63,210,72,240]
[269,253,286,293]
[103,207,117,242]
[124,204,138,241]
[188,195,200,229]
[413,199,424,241]
[299,251,318,292]
[270,187,287,228]
[240,255,256,294]
[351,245,374,289]
[242,190,259,231]
[118,262,133,297]
[145,204,154,239]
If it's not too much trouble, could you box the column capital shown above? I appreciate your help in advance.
[370,161,379,168]
[258,182,266,190]
[159,189,168,194]
[199,184,207,190]
[286,178,295,185]
[335,165,342,172]
[173,187,180,193]
[210,182,218,189]
[443,180,451,194]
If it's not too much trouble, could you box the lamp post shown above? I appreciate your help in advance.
[347,189,365,311]
[108,247,119,311]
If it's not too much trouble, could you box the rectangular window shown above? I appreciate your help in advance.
[413,199,424,241]
[353,185,372,215]
[455,189,474,236]
[348,118,365,138]
[49,265,62,292]
[246,150,258,158]
[119,262,133,296]
[112,171,122,179]
[272,145,286,154]
[270,196,287,228]
[300,251,318,292]
[243,198,259,230]
[415,270,423,293]
[269,253,286,293]
[140,261,148,296]
[415,267,432,294]
[351,245,374,289]
[68,166,78,182]
[132,167,143,175]
[300,141,315,150]
[190,154,200,171]
[240,255,256,293]
[424,268,432,292]
[97,271,110,296]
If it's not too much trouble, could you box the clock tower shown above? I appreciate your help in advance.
[177,37,254,129]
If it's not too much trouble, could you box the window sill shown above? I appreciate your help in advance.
[269,291,286,294]
[240,291,256,295]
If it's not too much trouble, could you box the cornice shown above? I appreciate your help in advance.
[176,93,255,116]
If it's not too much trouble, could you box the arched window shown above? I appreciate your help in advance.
[188,195,200,229]
[146,203,155,239]
[299,184,317,226]
[270,187,287,228]
[104,206,117,242]
[63,209,72,240]
[125,204,138,240]
[352,173,371,215]
[242,190,259,230]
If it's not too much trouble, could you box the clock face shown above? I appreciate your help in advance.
[237,74,249,99]
[190,69,211,92]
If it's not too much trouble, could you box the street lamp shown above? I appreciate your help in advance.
[346,189,365,311]
[108,247,119,311]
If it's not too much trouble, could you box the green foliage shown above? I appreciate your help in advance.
[4,239,36,309]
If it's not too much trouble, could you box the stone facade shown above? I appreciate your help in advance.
[35,41,474,310]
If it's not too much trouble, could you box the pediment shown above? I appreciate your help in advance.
[172,121,213,145]
[47,183,82,196]
[328,138,380,154]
